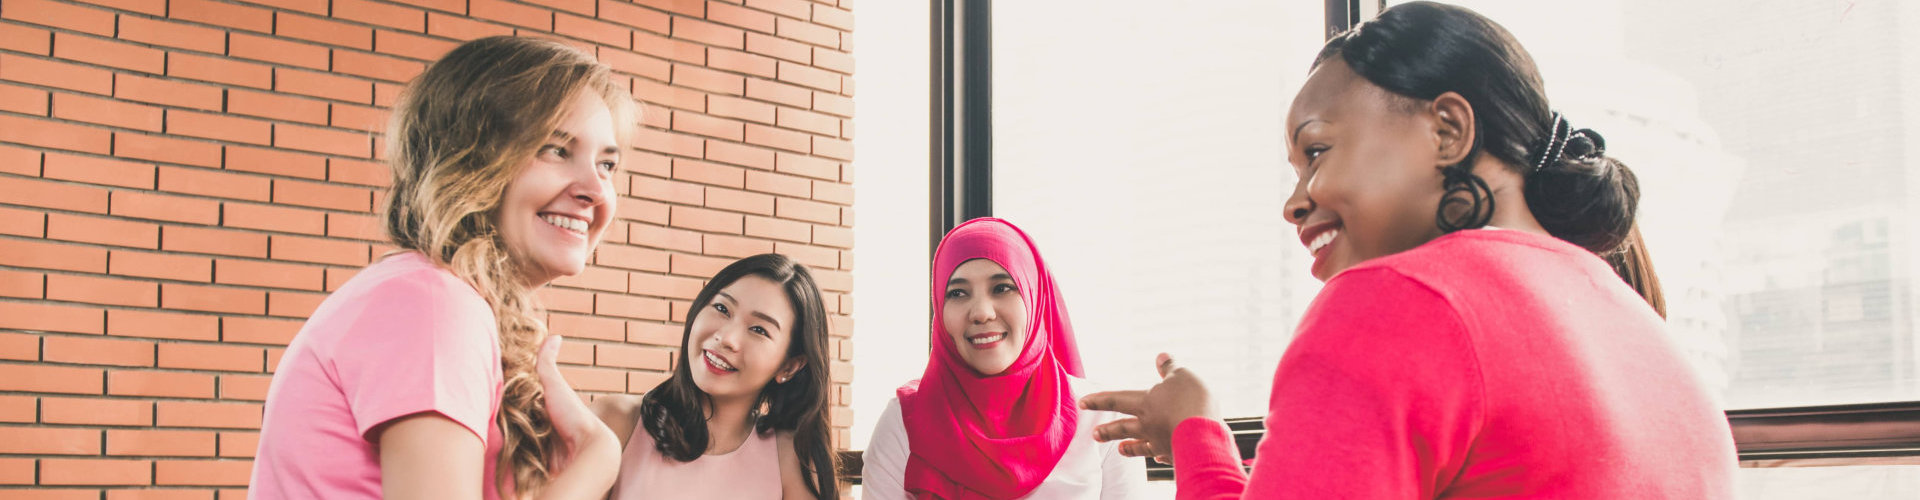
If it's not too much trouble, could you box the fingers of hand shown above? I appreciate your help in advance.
[1079,390,1147,416]
[536,336,575,395]
[1156,352,1180,378]
[1092,418,1144,443]
[538,335,564,370]
[1152,454,1174,466]
[1117,439,1159,458]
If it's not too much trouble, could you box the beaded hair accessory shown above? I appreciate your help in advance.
[1532,112,1572,172]
[1531,112,1606,172]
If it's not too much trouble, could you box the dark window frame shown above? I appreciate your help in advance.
[929,0,992,251]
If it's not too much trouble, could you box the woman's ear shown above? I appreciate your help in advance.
[1430,91,1476,166]
[775,358,806,383]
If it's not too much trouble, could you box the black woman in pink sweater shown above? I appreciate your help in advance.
[1082,2,1738,498]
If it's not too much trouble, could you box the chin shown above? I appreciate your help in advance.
[967,357,1016,376]
[537,254,589,277]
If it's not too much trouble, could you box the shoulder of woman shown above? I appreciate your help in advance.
[350,255,493,319]
[591,394,645,446]
[1066,377,1138,425]
[773,430,802,468]
[1066,374,1098,393]
[1066,376,1107,409]
[589,394,643,418]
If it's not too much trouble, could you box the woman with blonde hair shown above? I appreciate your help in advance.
[251,35,637,499]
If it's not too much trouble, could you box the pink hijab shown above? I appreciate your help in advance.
[896,218,1086,499]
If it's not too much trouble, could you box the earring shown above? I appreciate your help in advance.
[1435,161,1494,232]
[777,375,789,383]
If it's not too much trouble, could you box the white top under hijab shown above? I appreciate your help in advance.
[861,377,1151,500]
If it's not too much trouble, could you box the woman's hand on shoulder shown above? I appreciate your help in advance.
[540,336,619,469]
[534,335,622,499]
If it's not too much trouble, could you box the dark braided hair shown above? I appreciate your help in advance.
[1314,1,1640,254]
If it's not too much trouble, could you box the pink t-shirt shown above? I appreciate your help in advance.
[250,251,508,499]
[1169,229,1737,499]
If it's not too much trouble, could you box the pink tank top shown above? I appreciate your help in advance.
[610,423,783,500]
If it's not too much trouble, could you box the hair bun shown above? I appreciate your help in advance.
[1563,128,1605,161]
[1528,112,1607,172]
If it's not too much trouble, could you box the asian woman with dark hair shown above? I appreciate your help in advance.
[591,254,838,500]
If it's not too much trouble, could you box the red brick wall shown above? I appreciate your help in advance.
[0,0,856,495]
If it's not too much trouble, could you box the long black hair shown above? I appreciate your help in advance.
[1315,1,1640,255]
[637,253,838,498]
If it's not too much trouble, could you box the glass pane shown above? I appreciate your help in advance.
[1380,0,1920,410]
[848,1,934,450]
[1738,466,1920,499]
[990,0,1327,419]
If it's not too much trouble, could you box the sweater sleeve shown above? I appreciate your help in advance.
[860,398,911,500]
[1170,417,1248,500]
[1174,267,1484,499]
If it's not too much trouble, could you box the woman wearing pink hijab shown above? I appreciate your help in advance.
[862,218,1147,500]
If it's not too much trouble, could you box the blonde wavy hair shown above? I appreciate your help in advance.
[383,35,636,497]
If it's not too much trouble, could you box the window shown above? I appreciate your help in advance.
[990,0,1327,424]
[848,0,932,456]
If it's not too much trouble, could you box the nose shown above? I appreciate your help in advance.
[564,156,607,207]
[1283,170,1315,227]
[967,296,997,325]
[712,326,741,352]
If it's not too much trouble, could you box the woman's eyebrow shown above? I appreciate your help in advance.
[1290,119,1322,144]
[749,310,783,330]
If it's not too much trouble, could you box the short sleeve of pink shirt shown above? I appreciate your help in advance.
[250,252,506,500]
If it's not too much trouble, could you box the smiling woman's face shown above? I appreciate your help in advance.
[497,91,620,288]
[941,258,1029,376]
[1283,58,1452,281]
[689,274,800,401]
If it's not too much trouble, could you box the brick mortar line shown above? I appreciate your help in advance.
[0,177,387,221]
[0,270,818,315]
[0,107,388,162]
[0,139,393,199]
[632,71,857,116]
[1,10,852,70]
[3,104,849,187]
[0,274,743,311]
[0,209,389,254]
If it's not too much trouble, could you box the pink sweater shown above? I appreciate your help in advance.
[1170,229,1736,499]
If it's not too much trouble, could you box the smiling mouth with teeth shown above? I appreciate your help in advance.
[969,333,1006,345]
[1307,229,1340,255]
[540,214,588,235]
[704,350,737,371]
